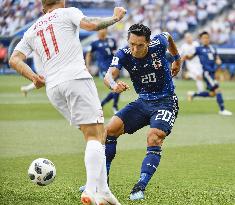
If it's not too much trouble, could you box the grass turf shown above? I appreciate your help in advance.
[0,75,235,205]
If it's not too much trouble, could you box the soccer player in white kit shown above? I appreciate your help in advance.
[181,33,204,93]
[9,1,126,204]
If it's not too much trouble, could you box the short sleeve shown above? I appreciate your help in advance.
[14,34,33,57]
[161,32,170,40]
[158,32,170,48]
[110,49,124,70]
[66,7,84,28]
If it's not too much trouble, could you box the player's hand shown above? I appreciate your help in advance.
[216,57,222,65]
[112,81,130,93]
[171,60,181,77]
[113,7,126,21]
[32,74,45,89]
[181,55,187,62]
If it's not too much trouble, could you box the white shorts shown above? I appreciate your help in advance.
[186,64,203,80]
[46,79,104,128]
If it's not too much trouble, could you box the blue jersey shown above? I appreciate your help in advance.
[195,45,218,72]
[110,33,175,101]
[89,38,117,73]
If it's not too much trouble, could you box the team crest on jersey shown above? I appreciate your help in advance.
[151,53,162,69]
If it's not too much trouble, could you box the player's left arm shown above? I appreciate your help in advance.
[165,33,182,77]
[215,48,222,66]
[9,51,45,89]
[80,7,126,31]
[215,55,222,65]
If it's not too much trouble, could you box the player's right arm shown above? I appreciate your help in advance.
[104,67,129,93]
[80,7,126,31]
[9,34,45,88]
[85,43,95,73]
[9,51,45,89]
[104,50,129,93]
[85,51,92,73]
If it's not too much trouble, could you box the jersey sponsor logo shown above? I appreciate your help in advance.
[132,65,138,71]
[111,57,119,65]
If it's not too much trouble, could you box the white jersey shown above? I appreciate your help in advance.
[14,7,92,89]
[180,41,203,76]
[32,52,44,76]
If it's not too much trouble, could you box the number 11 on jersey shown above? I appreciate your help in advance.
[37,24,59,60]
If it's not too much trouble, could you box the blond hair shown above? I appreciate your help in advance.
[41,0,62,7]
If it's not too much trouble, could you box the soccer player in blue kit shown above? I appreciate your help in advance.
[185,31,232,116]
[103,24,181,200]
[86,28,120,114]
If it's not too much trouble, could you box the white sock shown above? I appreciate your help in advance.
[84,140,104,194]
[97,145,110,194]
[196,80,204,92]
[21,83,36,92]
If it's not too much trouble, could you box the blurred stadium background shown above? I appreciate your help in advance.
[1,0,235,79]
[0,1,235,205]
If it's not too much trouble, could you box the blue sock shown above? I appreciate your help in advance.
[105,136,117,176]
[137,146,162,189]
[216,93,225,111]
[101,92,114,107]
[113,93,120,109]
[194,91,210,97]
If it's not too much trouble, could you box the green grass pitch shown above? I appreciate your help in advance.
[0,75,235,205]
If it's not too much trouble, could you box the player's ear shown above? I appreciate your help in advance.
[146,39,150,45]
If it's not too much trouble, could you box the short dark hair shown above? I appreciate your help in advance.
[199,31,209,38]
[41,0,62,7]
[128,24,151,41]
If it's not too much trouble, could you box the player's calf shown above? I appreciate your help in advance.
[105,136,117,176]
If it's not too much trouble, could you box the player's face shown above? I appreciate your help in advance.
[128,33,149,58]
[185,34,193,44]
[200,34,210,46]
[98,29,108,40]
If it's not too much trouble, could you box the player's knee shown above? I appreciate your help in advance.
[214,88,221,94]
[209,91,216,97]
[105,116,124,136]
[147,129,166,146]
[80,124,104,141]
[196,75,202,80]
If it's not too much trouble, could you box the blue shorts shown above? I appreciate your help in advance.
[115,94,179,136]
[203,71,219,91]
